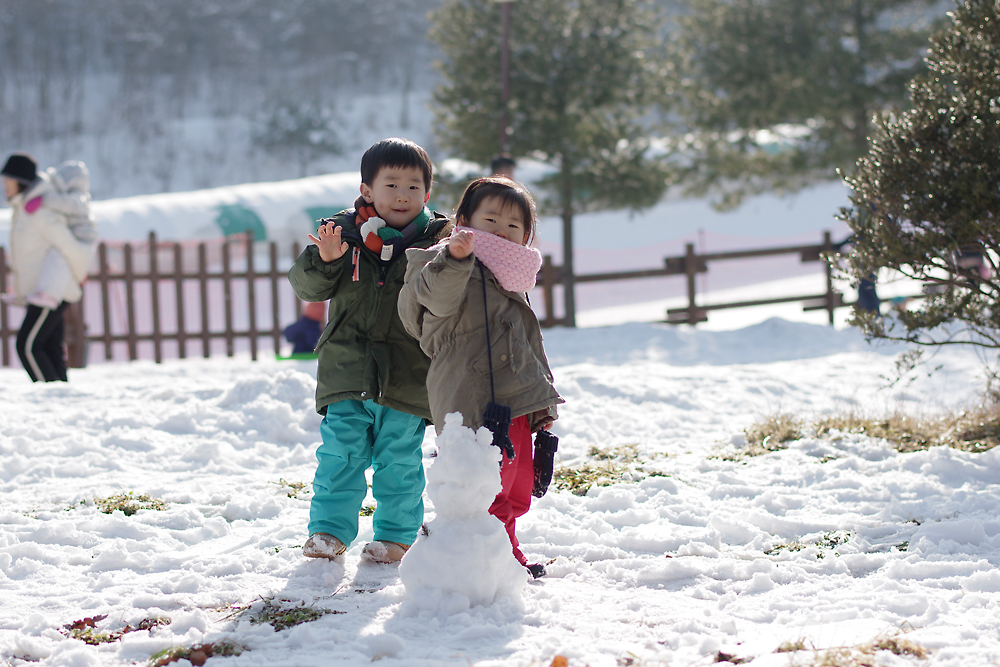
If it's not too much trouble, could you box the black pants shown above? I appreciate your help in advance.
[16,302,69,382]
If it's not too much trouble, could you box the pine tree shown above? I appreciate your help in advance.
[839,0,1000,350]
[430,0,671,325]
[669,0,943,209]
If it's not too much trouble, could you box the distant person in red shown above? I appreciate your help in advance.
[283,301,326,354]
[490,154,516,179]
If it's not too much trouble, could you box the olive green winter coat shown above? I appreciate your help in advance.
[288,208,451,419]
[398,244,562,435]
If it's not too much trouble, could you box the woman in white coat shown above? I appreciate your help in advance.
[2,153,88,382]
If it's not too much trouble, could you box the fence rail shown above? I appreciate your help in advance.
[535,231,844,327]
[2,229,848,370]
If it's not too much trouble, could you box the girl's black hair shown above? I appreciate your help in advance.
[454,177,537,245]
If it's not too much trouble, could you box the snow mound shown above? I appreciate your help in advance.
[542,317,900,367]
[399,413,527,612]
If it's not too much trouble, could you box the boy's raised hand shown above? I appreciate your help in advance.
[309,222,349,263]
[448,228,475,259]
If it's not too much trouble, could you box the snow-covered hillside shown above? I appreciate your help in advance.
[1,318,997,667]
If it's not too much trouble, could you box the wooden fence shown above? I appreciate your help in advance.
[535,231,845,327]
[1,232,310,368]
[1,229,847,369]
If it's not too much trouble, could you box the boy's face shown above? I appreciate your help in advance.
[360,165,430,229]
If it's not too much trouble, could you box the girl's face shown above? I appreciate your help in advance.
[462,197,528,245]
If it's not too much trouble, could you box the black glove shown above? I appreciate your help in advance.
[531,430,559,498]
[483,402,515,460]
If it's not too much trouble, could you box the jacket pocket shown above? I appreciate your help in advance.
[471,320,543,392]
[314,311,345,351]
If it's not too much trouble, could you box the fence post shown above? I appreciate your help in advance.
[541,255,556,327]
[246,233,259,361]
[292,242,302,318]
[270,242,282,356]
[222,240,234,357]
[64,301,86,368]
[149,232,163,363]
[823,231,834,325]
[124,242,138,360]
[198,243,210,358]
[174,242,187,359]
[685,243,699,325]
[98,243,113,361]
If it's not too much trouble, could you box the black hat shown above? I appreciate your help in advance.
[1,153,37,184]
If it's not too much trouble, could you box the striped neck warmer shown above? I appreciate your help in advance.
[359,207,432,262]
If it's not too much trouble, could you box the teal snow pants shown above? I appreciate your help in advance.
[308,399,426,547]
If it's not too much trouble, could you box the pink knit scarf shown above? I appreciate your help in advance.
[465,228,542,293]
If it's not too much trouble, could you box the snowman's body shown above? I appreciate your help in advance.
[399,413,528,609]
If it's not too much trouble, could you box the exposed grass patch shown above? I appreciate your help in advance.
[727,404,1000,460]
[94,492,167,516]
[719,413,803,460]
[359,505,375,516]
[553,444,640,496]
[816,405,1000,453]
[230,596,343,632]
[776,639,810,653]
[149,641,243,666]
[61,615,170,645]
[764,541,806,556]
[776,633,928,666]
[271,478,311,499]
[746,413,802,449]
[765,531,852,559]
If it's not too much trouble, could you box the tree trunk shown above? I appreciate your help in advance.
[851,0,870,155]
[560,157,576,327]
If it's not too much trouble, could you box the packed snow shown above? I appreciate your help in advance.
[1,315,997,667]
[399,413,528,612]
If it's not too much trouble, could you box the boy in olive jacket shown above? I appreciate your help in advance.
[288,138,451,563]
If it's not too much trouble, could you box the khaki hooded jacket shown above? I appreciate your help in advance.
[398,243,562,435]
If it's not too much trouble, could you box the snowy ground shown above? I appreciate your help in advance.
[1,317,998,667]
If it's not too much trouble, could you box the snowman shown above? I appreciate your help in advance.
[399,412,528,610]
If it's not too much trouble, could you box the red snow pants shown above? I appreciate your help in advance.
[488,415,534,565]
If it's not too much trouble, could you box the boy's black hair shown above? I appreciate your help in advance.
[454,177,537,245]
[360,138,433,190]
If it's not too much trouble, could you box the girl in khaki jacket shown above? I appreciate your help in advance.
[398,177,563,578]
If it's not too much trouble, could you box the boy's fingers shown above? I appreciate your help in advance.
[308,233,321,244]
